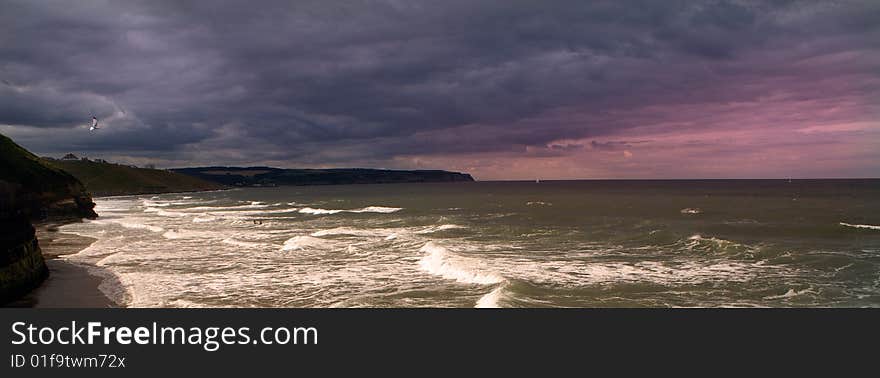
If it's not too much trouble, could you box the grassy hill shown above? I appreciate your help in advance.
[48,159,226,197]
[0,133,96,219]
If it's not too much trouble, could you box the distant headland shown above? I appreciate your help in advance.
[171,166,474,187]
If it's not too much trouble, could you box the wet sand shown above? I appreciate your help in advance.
[6,223,116,308]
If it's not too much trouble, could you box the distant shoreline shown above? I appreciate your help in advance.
[92,187,236,200]
[6,222,116,308]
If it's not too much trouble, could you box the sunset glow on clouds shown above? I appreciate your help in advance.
[1,1,878,179]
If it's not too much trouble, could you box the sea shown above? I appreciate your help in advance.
[58,180,880,307]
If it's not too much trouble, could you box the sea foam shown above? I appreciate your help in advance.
[475,284,508,308]
[418,242,504,285]
[840,222,880,230]
[299,206,403,215]
[280,236,332,251]
[416,224,467,234]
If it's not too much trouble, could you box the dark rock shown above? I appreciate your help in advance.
[1,133,98,304]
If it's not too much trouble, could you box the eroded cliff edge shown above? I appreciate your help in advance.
[1,133,97,304]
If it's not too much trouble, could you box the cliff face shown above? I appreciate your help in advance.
[0,134,97,220]
[1,133,97,304]
[0,210,47,304]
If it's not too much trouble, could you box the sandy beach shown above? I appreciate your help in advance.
[6,223,116,308]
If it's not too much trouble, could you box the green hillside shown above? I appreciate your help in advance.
[48,159,226,197]
[0,133,96,219]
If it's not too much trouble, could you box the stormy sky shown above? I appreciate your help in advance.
[1,0,878,179]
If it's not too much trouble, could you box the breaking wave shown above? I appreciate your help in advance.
[92,219,164,233]
[280,236,333,251]
[298,207,343,215]
[475,284,509,308]
[418,242,504,285]
[162,229,219,239]
[839,222,880,230]
[311,227,387,237]
[179,203,270,212]
[144,208,189,218]
[416,224,467,234]
[763,287,818,300]
[192,215,218,223]
[299,206,403,215]
[683,234,754,255]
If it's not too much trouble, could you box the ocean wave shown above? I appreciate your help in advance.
[298,207,343,215]
[526,201,552,206]
[280,236,332,251]
[299,206,403,215]
[162,229,219,239]
[115,221,164,233]
[418,242,504,285]
[143,208,189,218]
[680,208,702,214]
[142,199,207,207]
[192,215,219,223]
[763,287,818,300]
[91,219,165,233]
[311,227,385,237]
[208,207,300,216]
[222,238,278,249]
[475,284,509,308]
[416,224,467,234]
[353,206,402,213]
[142,200,172,207]
[683,234,753,255]
[547,260,766,286]
[839,222,880,230]
[180,203,270,212]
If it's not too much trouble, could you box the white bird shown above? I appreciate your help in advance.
[89,116,99,131]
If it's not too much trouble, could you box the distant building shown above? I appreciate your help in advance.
[61,153,78,160]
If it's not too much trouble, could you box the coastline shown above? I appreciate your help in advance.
[6,222,116,308]
[5,189,230,308]
[93,186,236,200]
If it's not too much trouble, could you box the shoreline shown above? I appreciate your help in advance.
[6,222,117,308]
[92,187,235,200]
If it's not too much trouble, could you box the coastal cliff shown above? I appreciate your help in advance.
[48,158,226,197]
[1,133,97,304]
[0,210,47,303]
[0,134,98,220]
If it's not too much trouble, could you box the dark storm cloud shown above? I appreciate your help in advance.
[1,0,878,170]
